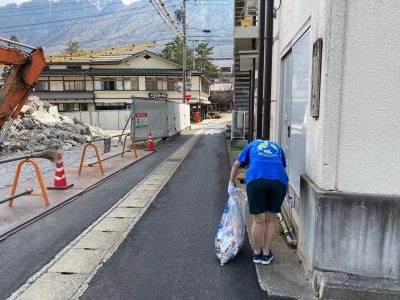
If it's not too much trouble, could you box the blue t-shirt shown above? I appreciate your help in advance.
[237,140,288,186]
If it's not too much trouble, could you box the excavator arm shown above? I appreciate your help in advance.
[0,37,46,144]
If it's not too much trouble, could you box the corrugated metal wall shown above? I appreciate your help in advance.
[63,99,190,141]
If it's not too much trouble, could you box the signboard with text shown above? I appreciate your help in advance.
[135,112,148,128]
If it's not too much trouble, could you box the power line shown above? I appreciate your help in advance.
[42,35,174,48]
[0,0,128,17]
[0,0,124,12]
[0,4,150,31]
[148,0,180,36]
[0,7,154,33]
[157,0,182,34]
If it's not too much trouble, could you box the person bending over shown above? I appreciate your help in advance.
[228,139,288,265]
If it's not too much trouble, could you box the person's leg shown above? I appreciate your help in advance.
[263,211,277,253]
[251,212,266,254]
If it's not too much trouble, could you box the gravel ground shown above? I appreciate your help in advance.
[0,138,127,189]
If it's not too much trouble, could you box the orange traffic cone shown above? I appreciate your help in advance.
[146,131,155,151]
[47,150,74,190]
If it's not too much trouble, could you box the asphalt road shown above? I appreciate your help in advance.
[0,134,191,299]
[81,129,286,300]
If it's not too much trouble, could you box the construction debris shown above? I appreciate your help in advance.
[0,96,105,154]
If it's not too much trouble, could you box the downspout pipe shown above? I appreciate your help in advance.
[256,0,265,139]
[262,0,273,139]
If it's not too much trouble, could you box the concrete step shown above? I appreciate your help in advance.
[314,271,400,300]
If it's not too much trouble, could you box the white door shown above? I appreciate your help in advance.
[280,30,311,196]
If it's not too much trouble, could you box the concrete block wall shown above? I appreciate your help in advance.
[300,175,400,281]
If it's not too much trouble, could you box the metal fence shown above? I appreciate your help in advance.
[64,99,190,141]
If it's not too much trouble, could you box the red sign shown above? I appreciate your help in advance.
[185,95,191,102]
[135,113,147,118]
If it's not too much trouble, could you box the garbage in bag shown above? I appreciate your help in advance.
[215,188,247,266]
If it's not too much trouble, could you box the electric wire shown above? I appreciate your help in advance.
[148,0,180,36]
[0,0,129,17]
[0,0,125,12]
[0,4,150,31]
[0,7,153,34]
[42,34,173,47]
[157,0,182,34]
[275,0,282,11]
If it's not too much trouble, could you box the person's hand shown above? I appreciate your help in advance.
[228,182,237,198]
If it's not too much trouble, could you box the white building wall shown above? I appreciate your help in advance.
[335,1,400,195]
[273,0,400,195]
[304,0,347,191]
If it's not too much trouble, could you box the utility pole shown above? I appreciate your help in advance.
[182,0,187,103]
[192,40,196,70]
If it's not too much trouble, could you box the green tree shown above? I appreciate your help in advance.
[160,37,193,69]
[65,39,80,54]
[8,35,19,47]
[195,42,220,78]
[10,35,19,43]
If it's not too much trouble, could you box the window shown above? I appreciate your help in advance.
[201,80,209,94]
[94,78,123,90]
[146,77,168,91]
[95,102,127,110]
[124,77,139,90]
[157,77,168,91]
[63,80,85,91]
[167,77,182,91]
[220,67,231,73]
[146,77,157,90]
[63,103,79,111]
[36,80,49,91]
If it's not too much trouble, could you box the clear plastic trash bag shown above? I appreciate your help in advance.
[215,188,247,266]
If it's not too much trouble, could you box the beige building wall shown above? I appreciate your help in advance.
[94,53,180,70]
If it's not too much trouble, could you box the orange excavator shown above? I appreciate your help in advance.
[0,37,46,144]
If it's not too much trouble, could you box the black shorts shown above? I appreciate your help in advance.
[246,179,286,215]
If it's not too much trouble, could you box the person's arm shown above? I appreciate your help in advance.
[229,160,242,184]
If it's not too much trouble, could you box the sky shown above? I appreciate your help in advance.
[0,0,137,6]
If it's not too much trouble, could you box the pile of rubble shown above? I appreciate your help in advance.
[0,96,105,154]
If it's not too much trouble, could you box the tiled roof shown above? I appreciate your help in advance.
[41,68,205,76]
[46,53,137,64]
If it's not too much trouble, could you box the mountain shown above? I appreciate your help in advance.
[0,0,233,58]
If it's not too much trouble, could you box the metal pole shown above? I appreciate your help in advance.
[182,0,187,104]
[248,57,256,143]
[262,0,273,140]
[257,0,266,139]
[192,40,196,70]
[248,69,253,143]
[0,37,37,50]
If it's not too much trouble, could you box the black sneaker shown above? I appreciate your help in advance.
[261,250,274,265]
[253,251,262,264]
